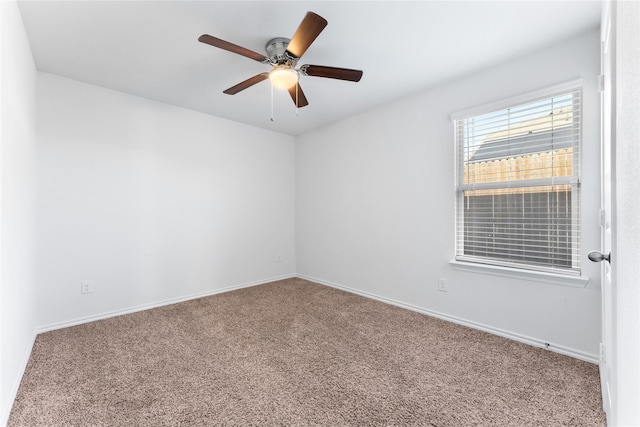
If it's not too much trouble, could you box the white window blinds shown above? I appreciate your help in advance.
[454,88,582,274]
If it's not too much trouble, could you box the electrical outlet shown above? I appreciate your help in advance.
[276,253,282,263]
[438,278,447,292]
[81,280,93,294]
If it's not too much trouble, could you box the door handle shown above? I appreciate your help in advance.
[588,250,611,263]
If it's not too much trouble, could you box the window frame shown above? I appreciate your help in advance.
[451,80,584,278]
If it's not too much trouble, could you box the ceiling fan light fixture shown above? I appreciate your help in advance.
[199,11,362,108]
[269,67,299,89]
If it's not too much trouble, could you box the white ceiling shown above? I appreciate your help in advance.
[18,1,601,136]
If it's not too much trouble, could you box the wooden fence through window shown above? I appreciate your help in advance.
[464,148,573,196]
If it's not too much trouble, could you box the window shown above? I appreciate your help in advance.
[454,86,581,275]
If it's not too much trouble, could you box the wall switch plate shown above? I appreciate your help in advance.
[81,280,93,294]
[438,278,447,292]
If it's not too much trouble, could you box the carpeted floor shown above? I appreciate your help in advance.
[9,278,606,426]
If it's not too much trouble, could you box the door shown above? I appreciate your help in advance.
[590,1,615,419]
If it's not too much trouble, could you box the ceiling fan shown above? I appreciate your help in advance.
[198,11,363,108]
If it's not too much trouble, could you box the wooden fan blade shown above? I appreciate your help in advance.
[301,65,363,82]
[285,12,328,59]
[198,34,268,63]
[287,83,309,108]
[223,73,269,95]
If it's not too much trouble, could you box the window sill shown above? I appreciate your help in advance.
[449,260,589,288]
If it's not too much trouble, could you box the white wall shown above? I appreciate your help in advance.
[35,73,296,329]
[296,30,602,361]
[0,1,38,424]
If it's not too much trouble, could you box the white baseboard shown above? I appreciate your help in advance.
[1,330,37,427]
[297,274,599,364]
[36,274,296,334]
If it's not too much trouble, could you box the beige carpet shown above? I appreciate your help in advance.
[9,278,605,426]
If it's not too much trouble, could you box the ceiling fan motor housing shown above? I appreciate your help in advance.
[266,37,298,67]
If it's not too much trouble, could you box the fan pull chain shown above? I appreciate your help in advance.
[270,82,275,122]
[295,83,299,117]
